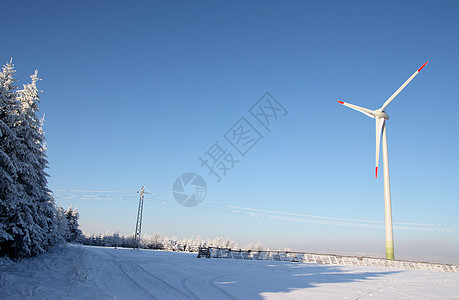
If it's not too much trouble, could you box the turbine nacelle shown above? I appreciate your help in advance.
[373,110,389,120]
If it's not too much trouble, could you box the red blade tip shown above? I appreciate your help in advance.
[375,167,378,178]
[337,101,344,104]
[418,61,428,72]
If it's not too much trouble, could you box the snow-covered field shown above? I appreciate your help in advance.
[1,245,458,299]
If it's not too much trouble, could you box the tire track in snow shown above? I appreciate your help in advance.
[179,275,202,300]
[206,274,238,300]
[104,251,158,299]
[104,249,191,299]
[129,260,191,299]
[180,272,238,300]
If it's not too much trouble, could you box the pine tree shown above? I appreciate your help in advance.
[0,60,23,256]
[65,207,82,242]
[15,70,61,254]
[0,60,62,258]
[0,61,19,197]
[55,206,70,241]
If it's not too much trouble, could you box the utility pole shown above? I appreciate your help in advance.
[133,186,149,250]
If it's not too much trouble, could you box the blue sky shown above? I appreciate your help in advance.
[4,0,459,263]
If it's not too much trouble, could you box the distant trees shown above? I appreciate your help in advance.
[0,60,63,258]
[79,232,263,253]
[82,233,135,249]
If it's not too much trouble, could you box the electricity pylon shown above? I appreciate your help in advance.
[133,186,149,249]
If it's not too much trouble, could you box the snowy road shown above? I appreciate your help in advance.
[1,245,458,299]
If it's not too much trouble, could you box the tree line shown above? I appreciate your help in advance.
[81,232,264,252]
[0,60,80,258]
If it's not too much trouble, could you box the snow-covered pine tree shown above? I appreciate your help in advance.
[55,205,70,241]
[0,60,38,257]
[0,60,26,257]
[11,69,60,256]
[64,207,82,242]
[1,60,62,258]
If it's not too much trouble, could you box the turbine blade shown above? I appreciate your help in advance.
[337,101,375,118]
[375,118,385,178]
[380,61,428,111]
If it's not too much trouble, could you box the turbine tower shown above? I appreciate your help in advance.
[337,61,428,260]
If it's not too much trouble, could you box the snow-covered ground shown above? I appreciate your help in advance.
[1,245,458,299]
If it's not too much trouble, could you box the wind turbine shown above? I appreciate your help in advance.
[337,61,428,260]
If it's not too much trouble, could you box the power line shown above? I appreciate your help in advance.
[52,188,459,233]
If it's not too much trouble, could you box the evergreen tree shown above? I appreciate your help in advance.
[0,60,62,258]
[55,206,70,241]
[15,70,61,254]
[65,207,82,242]
[0,60,23,256]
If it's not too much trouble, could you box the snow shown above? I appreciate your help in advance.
[1,245,458,299]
